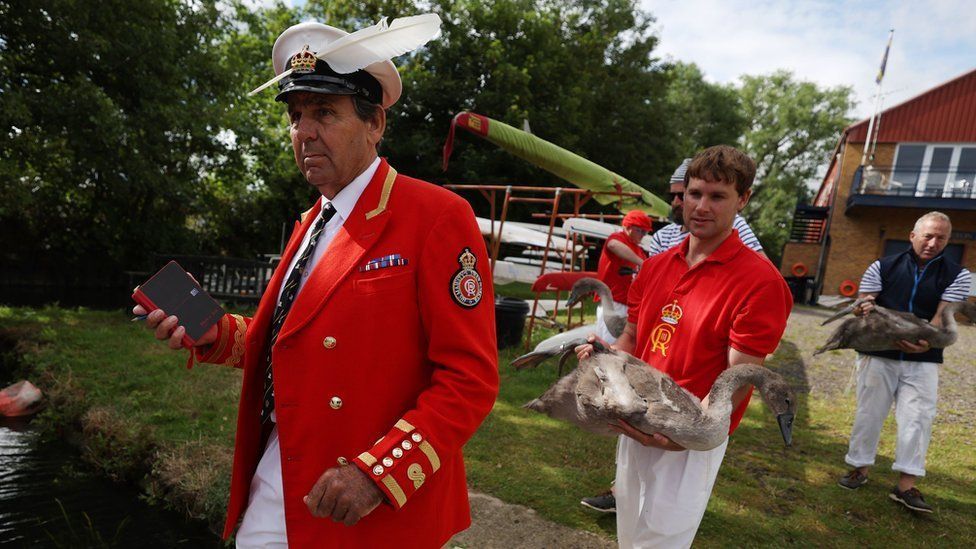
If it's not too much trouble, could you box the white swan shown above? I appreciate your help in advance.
[511,278,625,371]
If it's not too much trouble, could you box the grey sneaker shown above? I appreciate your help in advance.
[889,486,933,513]
[580,491,615,513]
[838,469,868,490]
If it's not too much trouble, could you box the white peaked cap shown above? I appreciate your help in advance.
[272,22,402,108]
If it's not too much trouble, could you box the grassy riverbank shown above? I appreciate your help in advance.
[1,303,975,546]
[0,306,239,533]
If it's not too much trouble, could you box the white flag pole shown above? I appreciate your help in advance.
[860,29,894,167]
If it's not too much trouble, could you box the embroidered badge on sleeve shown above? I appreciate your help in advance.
[450,248,483,308]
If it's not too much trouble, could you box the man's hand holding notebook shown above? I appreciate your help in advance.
[131,261,225,350]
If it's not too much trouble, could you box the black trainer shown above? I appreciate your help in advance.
[838,469,868,490]
[580,491,616,513]
[889,486,933,513]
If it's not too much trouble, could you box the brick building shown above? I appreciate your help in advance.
[781,68,976,301]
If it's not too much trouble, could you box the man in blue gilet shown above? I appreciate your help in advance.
[837,211,972,513]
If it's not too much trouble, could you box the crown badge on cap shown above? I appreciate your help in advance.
[660,300,683,325]
[289,45,317,74]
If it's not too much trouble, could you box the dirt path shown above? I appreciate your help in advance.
[449,491,614,549]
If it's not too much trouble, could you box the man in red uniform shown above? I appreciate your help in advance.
[578,145,792,547]
[134,19,499,548]
[594,210,651,343]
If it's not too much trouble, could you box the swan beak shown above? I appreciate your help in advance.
[777,412,794,447]
[821,306,853,325]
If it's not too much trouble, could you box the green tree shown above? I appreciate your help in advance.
[193,0,710,258]
[210,0,742,247]
[299,0,684,211]
[197,0,435,258]
[737,70,854,264]
[401,0,677,194]
[0,0,239,277]
[664,62,745,156]
[190,2,310,258]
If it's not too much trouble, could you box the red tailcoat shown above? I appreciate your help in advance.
[195,160,499,547]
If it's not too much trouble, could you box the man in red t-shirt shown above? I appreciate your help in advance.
[578,145,792,547]
[594,210,651,343]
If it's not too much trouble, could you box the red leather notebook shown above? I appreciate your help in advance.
[131,261,225,348]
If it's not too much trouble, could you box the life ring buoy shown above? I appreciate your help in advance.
[791,263,808,277]
[839,280,858,297]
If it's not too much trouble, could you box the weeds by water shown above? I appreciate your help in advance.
[41,498,131,548]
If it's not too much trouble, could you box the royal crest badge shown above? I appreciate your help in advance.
[451,248,483,308]
[650,300,683,357]
[289,45,317,74]
[659,300,683,325]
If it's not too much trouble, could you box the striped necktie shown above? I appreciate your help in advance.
[261,203,336,423]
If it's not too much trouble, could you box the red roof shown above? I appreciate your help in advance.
[847,68,976,143]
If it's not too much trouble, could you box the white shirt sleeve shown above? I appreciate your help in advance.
[859,260,883,293]
[732,215,763,251]
[647,229,666,257]
[941,268,972,302]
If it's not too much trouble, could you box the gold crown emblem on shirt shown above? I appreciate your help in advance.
[660,300,683,325]
[459,249,477,270]
[289,45,317,74]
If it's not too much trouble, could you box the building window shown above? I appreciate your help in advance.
[955,148,976,198]
[891,145,925,193]
[892,143,976,198]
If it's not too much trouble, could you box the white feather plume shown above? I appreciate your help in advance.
[248,69,294,96]
[316,13,442,74]
[248,14,441,96]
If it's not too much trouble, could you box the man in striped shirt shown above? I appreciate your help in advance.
[838,211,972,513]
[646,158,764,256]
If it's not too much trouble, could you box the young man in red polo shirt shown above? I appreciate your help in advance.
[594,210,652,343]
[578,145,792,547]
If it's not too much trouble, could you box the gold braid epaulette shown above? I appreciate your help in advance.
[365,167,397,220]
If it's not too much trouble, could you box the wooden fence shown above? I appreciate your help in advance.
[0,255,278,308]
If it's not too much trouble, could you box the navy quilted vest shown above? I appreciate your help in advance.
[865,249,962,364]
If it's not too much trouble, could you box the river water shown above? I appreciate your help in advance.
[0,416,220,547]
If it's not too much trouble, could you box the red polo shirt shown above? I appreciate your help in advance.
[598,231,648,304]
[627,231,792,433]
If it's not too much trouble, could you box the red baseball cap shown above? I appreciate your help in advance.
[622,210,652,231]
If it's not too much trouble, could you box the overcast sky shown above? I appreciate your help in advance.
[641,0,976,119]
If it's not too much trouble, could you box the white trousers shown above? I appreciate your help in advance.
[845,354,939,476]
[596,300,628,344]
[615,435,728,549]
[237,425,288,548]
